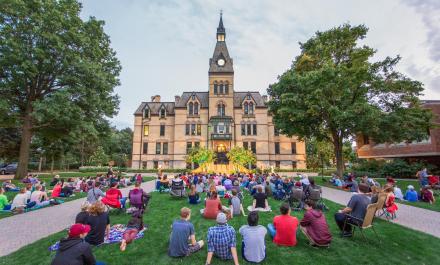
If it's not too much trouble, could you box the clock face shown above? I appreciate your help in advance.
[217,58,225,66]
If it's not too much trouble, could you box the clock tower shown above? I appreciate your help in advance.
[208,12,235,161]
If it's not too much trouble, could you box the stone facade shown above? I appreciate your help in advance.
[356,100,440,166]
[131,15,306,170]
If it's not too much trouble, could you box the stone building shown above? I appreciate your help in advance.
[131,14,306,170]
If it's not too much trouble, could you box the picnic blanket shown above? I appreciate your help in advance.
[48,224,145,251]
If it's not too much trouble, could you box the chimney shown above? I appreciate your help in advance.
[262,95,268,103]
[151,95,161,102]
[175,95,181,103]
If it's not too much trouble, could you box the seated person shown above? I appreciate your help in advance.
[421,186,435,204]
[344,176,359,193]
[188,185,201,205]
[120,211,144,251]
[51,223,101,265]
[85,201,110,246]
[267,203,299,246]
[216,185,226,197]
[196,178,205,193]
[206,213,239,265]
[333,177,343,188]
[224,178,233,191]
[394,185,404,200]
[239,211,267,263]
[76,201,90,224]
[101,182,125,209]
[2,180,19,192]
[248,186,271,212]
[11,188,36,212]
[155,176,162,191]
[61,181,74,197]
[0,187,11,210]
[404,185,418,202]
[160,175,169,189]
[170,175,186,197]
[30,184,50,207]
[201,191,223,219]
[51,181,62,198]
[86,182,105,204]
[128,182,150,210]
[334,183,371,237]
[168,207,204,257]
[49,175,60,187]
[229,189,246,218]
[300,200,332,246]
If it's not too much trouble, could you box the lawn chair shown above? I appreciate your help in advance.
[342,203,380,243]
[308,188,328,211]
[170,180,186,198]
[288,188,303,211]
[375,192,387,217]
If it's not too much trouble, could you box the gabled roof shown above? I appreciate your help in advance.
[233,92,266,108]
[134,102,175,116]
[175,92,209,108]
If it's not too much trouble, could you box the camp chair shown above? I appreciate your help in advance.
[170,180,186,198]
[288,188,303,211]
[308,188,328,211]
[342,203,380,243]
[375,192,387,218]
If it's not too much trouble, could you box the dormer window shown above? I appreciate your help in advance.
[188,102,193,115]
[248,102,254,114]
[244,102,249,115]
[143,108,150,119]
[160,107,166,118]
[194,102,199,115]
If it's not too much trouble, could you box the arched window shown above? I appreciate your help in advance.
[188,102,193,115]
[214,82,218,94]
[143,108,150,119]
[244,102,249,114]
[217,103,225,116]
[160,107,166,118]
[194,102,199,115]
[219,82,224,94]
[249,102,254,114]
[225,82,229,94]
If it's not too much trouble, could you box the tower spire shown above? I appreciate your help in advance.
[216,11,225,41]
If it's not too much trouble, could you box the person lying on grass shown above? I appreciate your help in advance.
[120,210,145,251]
[51,223,105,265]
[334,183,370,237]
[206,212,240,265]
[267,203,299,247]
[300,200,332,247]
[168,207,204,257]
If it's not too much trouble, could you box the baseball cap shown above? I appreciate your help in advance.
[216,212,227,224]
[69,223,91,237]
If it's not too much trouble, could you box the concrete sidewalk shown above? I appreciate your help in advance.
[321,186,440,238]
[0,180,155,257]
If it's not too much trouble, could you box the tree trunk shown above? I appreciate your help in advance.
[15,106,33,179]
[332,132,344,177]
[38,155,43,172]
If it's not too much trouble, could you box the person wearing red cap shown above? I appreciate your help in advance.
[51,223,100,265]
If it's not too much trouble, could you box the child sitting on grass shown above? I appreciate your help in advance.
[188,185,201,205]
[120,211,144,251]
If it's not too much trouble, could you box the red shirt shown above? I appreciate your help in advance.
[204,198,222,219]
[51,184,61,198]
[102,188,122,208]
[273,215,299,246]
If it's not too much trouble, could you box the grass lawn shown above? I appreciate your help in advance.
[1,192,439,265]
[314,177,440,212]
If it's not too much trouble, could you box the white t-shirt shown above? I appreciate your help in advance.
[11,193,28,209]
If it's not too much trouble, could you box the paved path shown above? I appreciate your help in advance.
[0,180,155,257]
[321,186,440,238]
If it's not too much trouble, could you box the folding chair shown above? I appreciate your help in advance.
[288,188,303,211]
[375,193,387,217]
[342,203,380,243]
[308,188,328,211]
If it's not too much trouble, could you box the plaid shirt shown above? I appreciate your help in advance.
[207,224,236,260]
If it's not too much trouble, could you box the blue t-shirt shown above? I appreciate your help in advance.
[405,190,418,202]
[168,219,195,257]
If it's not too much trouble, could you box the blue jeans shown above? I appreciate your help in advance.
[96,261,106,265]
[3,205,11,211]
[120,197,128,208]
[267,224,276,238]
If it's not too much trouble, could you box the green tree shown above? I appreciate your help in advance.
[227,146,256,172]
[268,24,433,177]
[185,147,216,172]
[0,0,121,178]
[89,146,109,167]
[306,137,334,169]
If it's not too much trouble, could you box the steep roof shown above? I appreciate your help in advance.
[175,92,209,108]
[134,102,175,116]
[233,92,266,108]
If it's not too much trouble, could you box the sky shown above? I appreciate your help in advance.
[79,0,440,129]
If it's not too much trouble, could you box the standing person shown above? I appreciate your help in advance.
[418,168,429,187]
[383,184,398,218]
[0,187,11,210]
[168,207,204,257]
[85,201,110,246]
[86,182,105,204]
[51,223,104,265]
[267,203,299,246]
[206,213,239,265]
[300,200,332,246]
[239,211,267,263]
[334,183,371,237]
